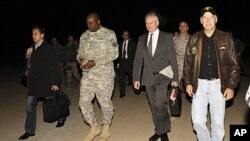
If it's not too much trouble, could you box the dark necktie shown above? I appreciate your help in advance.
[122,41,126,58]
[148,34,153,56]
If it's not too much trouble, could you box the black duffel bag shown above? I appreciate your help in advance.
[43,91,71,123]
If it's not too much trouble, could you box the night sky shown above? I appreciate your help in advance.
[1,0,249,66]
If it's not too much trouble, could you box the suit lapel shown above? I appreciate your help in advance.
[144,33,151,56]
[119,41,124,58]
[127,40,130,57]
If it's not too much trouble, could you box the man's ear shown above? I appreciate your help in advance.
[200,17,203,24]
[41,33,45,39]
[215,15,218,23]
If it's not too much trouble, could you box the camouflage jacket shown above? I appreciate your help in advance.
[77,26,119,79]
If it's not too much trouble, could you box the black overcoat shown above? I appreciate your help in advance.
[27,41,59,97]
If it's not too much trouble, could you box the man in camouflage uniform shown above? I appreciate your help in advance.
[77,12,118,141]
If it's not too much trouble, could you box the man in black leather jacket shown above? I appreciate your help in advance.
[183,6,240,141]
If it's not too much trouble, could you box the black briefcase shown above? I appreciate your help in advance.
[43,91,71,123]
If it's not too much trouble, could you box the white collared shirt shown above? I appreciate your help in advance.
[122,40,128,58]
[35,41,43,50]
[147,29,159,56]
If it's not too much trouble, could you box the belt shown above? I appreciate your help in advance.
[207,78,218,80]
[199,77,218,80]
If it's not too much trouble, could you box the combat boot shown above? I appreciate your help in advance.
[97,124,111,141]
[83,122,101,141]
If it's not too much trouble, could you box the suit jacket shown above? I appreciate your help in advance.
[133,31,179,86]
[27,41,59,97]
[118,39,137,69]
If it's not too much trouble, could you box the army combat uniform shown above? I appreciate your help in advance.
[77,26,118,125]
[173,34,190,83]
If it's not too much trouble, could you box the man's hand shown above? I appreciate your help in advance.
[78,59,84,65]
[25,47,33,58]
[80,60,96,69]
[186,84,193,97]
[134,81,140,90]
[52,85,59,91]
[171,81,179,87]
[224,88,234,101]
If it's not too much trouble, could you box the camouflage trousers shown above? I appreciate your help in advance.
[65,61,81,83]
[79,77,114,125]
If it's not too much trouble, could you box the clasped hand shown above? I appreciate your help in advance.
[79,60,95,69]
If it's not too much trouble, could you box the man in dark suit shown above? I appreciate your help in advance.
[19,26,65,140]
[118,30,139,98]
[133,11,179,141]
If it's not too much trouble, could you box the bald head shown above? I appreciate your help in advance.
[87,12,100,20]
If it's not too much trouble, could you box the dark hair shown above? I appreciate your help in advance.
[32,26,46,34]
[179,20,189,27]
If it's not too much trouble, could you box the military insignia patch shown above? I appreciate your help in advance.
[112,42,117,47]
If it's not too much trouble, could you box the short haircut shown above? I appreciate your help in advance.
[87,12,100,20]
[145,10,159,22]
[179,20,189,27]
[32,26,46,34]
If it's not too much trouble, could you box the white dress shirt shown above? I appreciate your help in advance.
[147,29,159,56]
[122,40,128,58]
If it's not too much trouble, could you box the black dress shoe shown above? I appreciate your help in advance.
[160,133,169,141]
[18,132,35,140]
[134,89,141,95]
[56,120,65,128]
[149,134,160,141]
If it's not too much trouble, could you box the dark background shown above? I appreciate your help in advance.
[1,0,249,67]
